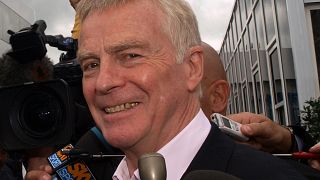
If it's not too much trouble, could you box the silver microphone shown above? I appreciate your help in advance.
[138,152,167,180]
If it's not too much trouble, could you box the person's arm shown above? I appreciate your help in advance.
[227,112,294,153]
[309,143,320,171]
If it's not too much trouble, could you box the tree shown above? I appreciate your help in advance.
[301,98,320,142]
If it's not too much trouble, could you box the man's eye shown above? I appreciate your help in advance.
[82,62,99,71]
[126,53,141,59]
[88,63,99,69]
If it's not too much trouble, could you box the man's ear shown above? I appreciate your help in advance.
[208,80,230,114]
[184,46,203,91]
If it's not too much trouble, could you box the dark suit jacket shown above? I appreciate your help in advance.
[182,123,308,180]
[77,124,316,180]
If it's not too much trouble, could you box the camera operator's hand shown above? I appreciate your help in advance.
[25,147,54,180]
[69,0,82,9]
[25,166,52,180]
[309,142,320,171]
[0,148,7,169]
[227,112,292,153]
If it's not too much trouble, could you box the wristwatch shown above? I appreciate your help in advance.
[283,126,299,152]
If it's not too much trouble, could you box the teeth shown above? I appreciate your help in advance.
[105,102,139,114]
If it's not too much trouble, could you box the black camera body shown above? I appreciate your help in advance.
[0,79,73,151]
[0,20,94,151]
[7,20,47,63]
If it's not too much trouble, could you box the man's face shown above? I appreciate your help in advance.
[78,0,194,151]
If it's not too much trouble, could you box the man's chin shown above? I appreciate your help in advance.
[103,131,138,150]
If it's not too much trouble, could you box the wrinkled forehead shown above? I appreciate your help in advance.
[80,0,166,34]
[77,1,174,60]
[78,0,166,23]
[78,1,168,45]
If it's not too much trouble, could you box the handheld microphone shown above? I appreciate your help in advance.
[47,129,124,180]
[138,152,166,180]
[47,144,96,180]
[183,170,242,180]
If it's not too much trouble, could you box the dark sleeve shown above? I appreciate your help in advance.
[285,159,320,180]
[0,159,23,180]
[289,125,316,151]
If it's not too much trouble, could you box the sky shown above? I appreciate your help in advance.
[21,0,235,64]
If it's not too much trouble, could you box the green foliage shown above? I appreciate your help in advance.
[301,98,320,142]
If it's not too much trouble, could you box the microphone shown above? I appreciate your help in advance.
[47,128,124,179]
[75,126,123,156]
[183,170,242,180]
[47,144,96,180]
[138,152,166,180]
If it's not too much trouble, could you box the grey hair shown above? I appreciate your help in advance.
[76,0,202,63]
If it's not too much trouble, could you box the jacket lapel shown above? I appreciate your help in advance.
[182,123,236,177]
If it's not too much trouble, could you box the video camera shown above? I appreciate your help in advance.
[7,20,77,63]
[0,20,94,151]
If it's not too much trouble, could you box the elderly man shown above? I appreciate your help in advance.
[26,0,306,179]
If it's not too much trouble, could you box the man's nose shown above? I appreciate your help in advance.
[95,59,125,95]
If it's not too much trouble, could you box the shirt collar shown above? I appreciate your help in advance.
[113,109,211,180]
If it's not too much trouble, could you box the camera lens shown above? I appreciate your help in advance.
[0,79,72,150]
[19,92,62,138]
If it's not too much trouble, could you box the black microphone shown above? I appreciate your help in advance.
[47,128,125,180]
[183,170,242,180]
[74,127,123,156]
[47,144,96,180]
[138,152,167,180]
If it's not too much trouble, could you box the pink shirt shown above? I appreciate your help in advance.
[113,109,211,180]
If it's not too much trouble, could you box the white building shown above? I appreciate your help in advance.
[0,0,34,54]
[220,0,320,125]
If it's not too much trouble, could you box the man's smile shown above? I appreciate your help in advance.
[104,102,139,114]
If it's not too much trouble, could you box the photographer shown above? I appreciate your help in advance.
[0,17,93,179]
[0,51,53,180]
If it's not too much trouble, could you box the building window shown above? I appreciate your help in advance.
[263,0,275,44]
[270,49,283,103]
[246,0,252,16]
[239,0,247,27]
[239,39,246,80]
[231,17,237,50]
[248,17,258,66]
[310,9,320,86]
[254,72,263,114]
[242,83,249,111]
[235,2,242,39]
